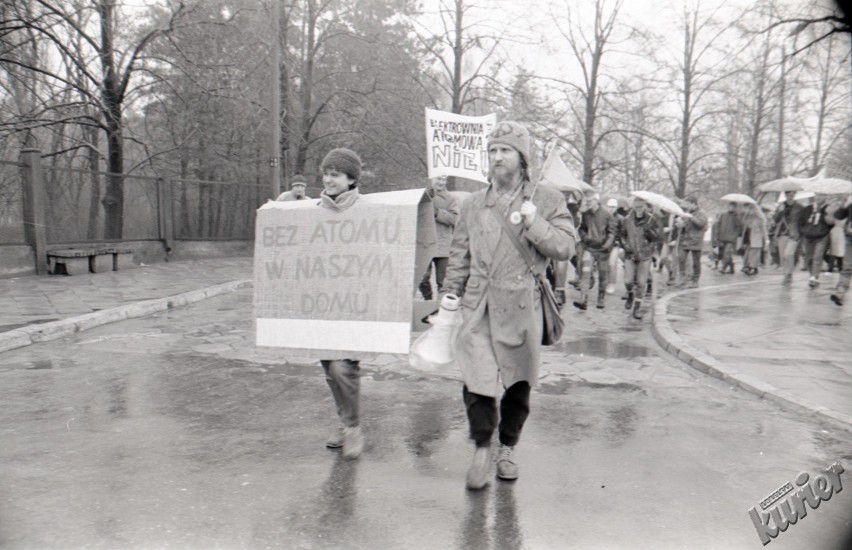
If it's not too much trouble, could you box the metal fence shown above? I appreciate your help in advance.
[0,153,268,246]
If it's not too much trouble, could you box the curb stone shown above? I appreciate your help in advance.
[652,277,852,433]
[0,279,251,354]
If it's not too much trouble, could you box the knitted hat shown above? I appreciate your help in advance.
[290,174,307,187]
[487,121,530,165]
[321,148,361,182]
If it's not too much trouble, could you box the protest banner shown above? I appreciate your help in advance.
[253,189,436,358]
[425,108,496,184]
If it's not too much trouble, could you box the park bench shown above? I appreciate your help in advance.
[47,247,135,276]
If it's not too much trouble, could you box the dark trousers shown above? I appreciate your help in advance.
[463,382,531,448]
[678,248,702,282]
[419,257,449,300]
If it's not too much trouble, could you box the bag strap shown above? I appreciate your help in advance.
[489,207,542,278]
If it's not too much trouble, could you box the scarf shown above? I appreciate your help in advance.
[319,187,359,212]
[495,179,526,216]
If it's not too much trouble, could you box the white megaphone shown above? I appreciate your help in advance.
[410,294,462,369]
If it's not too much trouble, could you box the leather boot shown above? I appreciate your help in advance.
[624,290,634,310]
[596,290,605,309]
[632,299,643,320]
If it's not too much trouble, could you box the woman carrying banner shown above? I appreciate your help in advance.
[315,147,367,460]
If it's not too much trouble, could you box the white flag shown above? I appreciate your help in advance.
[539,148,593,194]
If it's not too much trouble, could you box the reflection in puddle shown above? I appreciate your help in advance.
[549,336,652,358]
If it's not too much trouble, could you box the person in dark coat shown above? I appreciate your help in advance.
[830,194,852,306]
[798,196,835,288]
[675,195,708,287]
[772,192,804,285]
[418,176,460,300]
[618,197,659,320]
[443,121,575,490]
[573,194,617,310]
[712,201,744,274]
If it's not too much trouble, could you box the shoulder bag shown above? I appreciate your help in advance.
[490,208,564,346]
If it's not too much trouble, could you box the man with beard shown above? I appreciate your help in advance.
[442,121,575,490]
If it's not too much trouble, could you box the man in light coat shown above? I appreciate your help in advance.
[443,121,576,490]
[418,176,459,300]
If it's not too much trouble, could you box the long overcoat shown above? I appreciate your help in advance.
[443,180,576,398]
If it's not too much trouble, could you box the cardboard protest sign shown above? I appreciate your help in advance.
[425,108,496,184]
[254,189,436,358]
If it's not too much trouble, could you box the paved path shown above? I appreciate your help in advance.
[1,280,850,549]
[0,256,849,432]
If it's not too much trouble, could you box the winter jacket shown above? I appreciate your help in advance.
[619,210,660,261]
[833,204,852,245]
[773,201,803,240]
[428,188,460,257]
[712,212,743,244]
[678,210,708,251]
[577,206,616,253]
[444,180,576,398]
[798,204,833,241]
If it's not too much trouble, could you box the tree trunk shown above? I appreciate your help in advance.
[97,0,124,239]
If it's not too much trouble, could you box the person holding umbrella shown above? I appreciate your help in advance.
[773,191,805,285]
[797,195,835,288]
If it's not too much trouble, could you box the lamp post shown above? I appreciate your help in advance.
[269,0,281,199]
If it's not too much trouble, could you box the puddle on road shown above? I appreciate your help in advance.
[20,357,78,370]
[539,378,645,395]
[549,336,652,358]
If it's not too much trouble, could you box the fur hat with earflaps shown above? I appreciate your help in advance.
[320,148,362,182]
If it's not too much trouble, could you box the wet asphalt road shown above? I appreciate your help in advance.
[0,289,850,550]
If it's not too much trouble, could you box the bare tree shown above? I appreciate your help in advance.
[0,0,186,238]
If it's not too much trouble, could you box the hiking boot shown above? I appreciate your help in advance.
[466,445,492,490]
[572,300,587,311]
[624,291,634,310]
[326,423,345,449]
[596,292,605,309]
[496,445,518,481]
[830,293,844,306]
[808,276,819,289]
[631,300,643,320]
[342,426,364,460]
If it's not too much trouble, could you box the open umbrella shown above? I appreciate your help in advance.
[800,177,852,195]
[630,191,685,216]
[720,193,757,205]
[757,177,806,193]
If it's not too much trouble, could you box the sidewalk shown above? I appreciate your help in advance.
[0,257,252,352]
[1,255,850,430]
[652,268,852,431]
